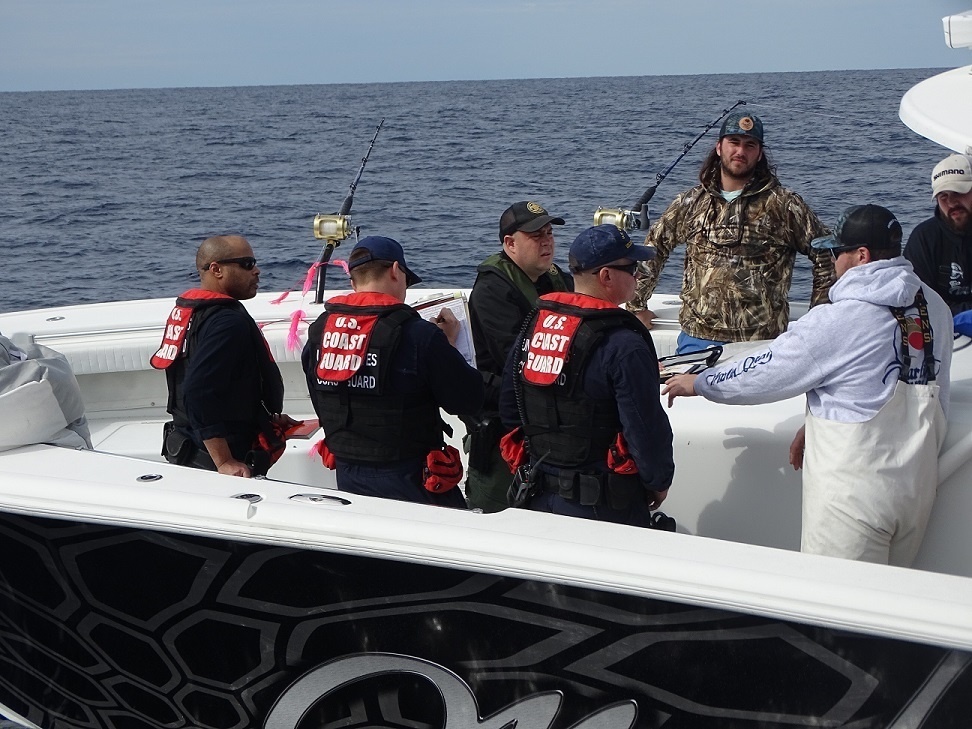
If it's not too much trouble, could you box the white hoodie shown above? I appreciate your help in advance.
[695,257,953,422]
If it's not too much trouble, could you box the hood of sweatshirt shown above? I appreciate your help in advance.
[828,257,922,309]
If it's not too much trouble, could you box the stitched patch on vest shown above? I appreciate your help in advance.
[522,311,583,386]
[151,305,193,369]
[315,313,379,382]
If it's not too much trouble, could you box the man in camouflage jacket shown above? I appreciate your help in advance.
[628,112,833,352]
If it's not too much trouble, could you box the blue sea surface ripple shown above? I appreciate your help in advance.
[0,70,948,314]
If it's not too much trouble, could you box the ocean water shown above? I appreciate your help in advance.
[0,69,950,315]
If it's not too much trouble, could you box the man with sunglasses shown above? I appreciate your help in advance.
[465,201,574,512]
[626,112,833,354]
[154,235,294,478]
[498,225,674,526]
[663,205,953,566]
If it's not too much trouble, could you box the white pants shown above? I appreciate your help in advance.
[802,382,946,567]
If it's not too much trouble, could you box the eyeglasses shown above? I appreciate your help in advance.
[595,262,640,276]
[211,257,257,271]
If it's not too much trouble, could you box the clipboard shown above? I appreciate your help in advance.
[658,346,723,382]
[412,292,477,368]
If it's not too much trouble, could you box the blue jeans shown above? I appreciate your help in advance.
[676,331,728,355]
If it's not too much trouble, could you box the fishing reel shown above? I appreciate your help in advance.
[594,186,653,233]
[593,206,648,232]
[592,101,747,237]
[312,213,353,243]
[311,212,356,305]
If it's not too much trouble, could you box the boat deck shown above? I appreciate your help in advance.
[1,289,971,580]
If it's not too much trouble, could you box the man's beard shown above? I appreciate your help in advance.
[942,204,971,233]
[720,155,757,184]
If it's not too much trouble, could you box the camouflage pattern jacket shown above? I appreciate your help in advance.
[630,167,833,342]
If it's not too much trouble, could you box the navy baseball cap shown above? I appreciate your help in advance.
[811,205,902,253]
[568,225,656,273]
[499,201,565,241]
[720,111,764,144]
[348,236,422,287]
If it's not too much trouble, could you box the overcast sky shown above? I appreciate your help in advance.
[1,0,969,92]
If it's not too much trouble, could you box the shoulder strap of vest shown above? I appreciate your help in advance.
[537,294,652,344]
[889,287,936,383]
[544,266,571,293]
[325,299,417,319]
[512,306,540,432]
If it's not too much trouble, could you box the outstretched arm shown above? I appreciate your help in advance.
[661,373,698,407]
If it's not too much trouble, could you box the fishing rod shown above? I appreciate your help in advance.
[593,100,747,232]
[311,119,384,304]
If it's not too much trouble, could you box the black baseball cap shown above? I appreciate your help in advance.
[811,204,902,253]
[499,201,565,242]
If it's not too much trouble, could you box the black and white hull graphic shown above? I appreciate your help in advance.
[0,514,967,728]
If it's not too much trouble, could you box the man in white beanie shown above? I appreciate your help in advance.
[904,153,972,314]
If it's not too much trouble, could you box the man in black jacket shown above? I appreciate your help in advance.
[154,235,294,477]
[466,201,572,512]
[905,153,972,314]
[302,236,484,507]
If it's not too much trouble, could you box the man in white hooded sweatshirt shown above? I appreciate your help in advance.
[663,204,952,567]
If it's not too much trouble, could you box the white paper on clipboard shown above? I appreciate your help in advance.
[412,292,477,368]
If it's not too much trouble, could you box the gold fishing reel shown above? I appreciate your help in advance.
[593,207,642,232]
[313,213,353,242]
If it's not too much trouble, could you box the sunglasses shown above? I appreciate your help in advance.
[596,262,640,276]
[829,247,856,262]
[212,257,258,271]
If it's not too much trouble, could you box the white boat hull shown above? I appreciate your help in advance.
[1,289,971,727]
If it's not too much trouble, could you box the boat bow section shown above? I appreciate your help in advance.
[899,10,972,153]
[900,64,972,154]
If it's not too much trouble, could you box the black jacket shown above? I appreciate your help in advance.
[904,209,972,315]
[469,252,572,410]
[179,305,284,459]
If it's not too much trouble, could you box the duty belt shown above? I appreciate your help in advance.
[539,469,641,510]
[542,469,605,506]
